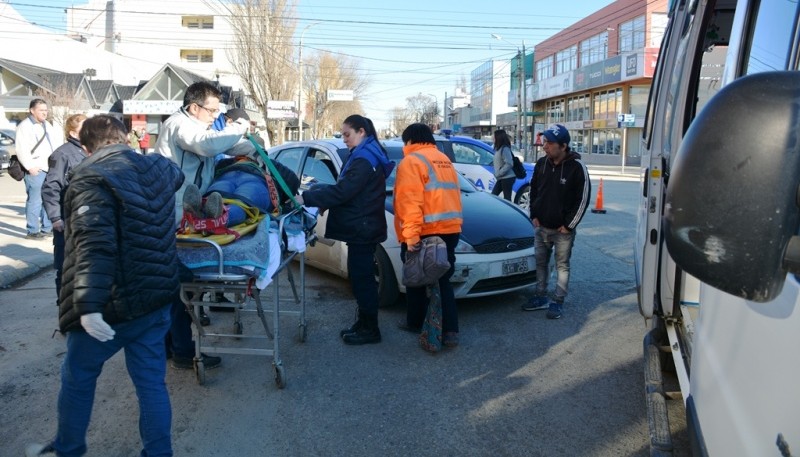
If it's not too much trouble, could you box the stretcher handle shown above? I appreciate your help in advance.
[176,237,226,276]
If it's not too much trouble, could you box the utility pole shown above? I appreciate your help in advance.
[297,22,320,141]
[516,48,523,150]
[521,41,527,157]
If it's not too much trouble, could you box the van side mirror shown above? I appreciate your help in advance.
[664,72,800,302]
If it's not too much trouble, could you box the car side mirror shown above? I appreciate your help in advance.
[0,139,11,146]
[664,71,800,302]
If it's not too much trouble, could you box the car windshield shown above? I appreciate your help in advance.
[381,145,477,194]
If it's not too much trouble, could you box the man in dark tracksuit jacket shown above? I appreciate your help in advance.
[523,124,590,319]
[26,115,184,457]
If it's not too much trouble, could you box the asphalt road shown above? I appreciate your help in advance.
[0,175,689,456]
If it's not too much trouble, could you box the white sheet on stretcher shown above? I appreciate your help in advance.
[176,218,282,289]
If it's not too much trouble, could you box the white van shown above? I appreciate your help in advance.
[635,0,799,455]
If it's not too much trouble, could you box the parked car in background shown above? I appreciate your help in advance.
[0,128,15,176]
[435,134,534,210]
[268,138,536,307]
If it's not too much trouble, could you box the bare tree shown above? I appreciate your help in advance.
[34,78,91,136]
[404,93,438,128]
[302,51,367,139]
[388,106,415,137]
[227,0,297,144]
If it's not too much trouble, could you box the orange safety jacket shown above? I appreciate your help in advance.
[393,143,463,246]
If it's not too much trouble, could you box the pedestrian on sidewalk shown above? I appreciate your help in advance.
[42,113,88,299]
[26,115,184,457]
[522,124,590,319]
[15,99,64,239]
[491,129,515,201]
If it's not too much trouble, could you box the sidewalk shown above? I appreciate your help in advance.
[586,164,640,181]
[0,200,54,289]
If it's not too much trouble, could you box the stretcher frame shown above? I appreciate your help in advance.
[177,209,315,388]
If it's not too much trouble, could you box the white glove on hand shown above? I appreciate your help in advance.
[80,313,115,342]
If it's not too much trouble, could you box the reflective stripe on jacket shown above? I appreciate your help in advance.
[393,143,462,246]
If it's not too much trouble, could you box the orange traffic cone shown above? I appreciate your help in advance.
[591,178,607,214]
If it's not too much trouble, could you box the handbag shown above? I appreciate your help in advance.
[8,155,26,181]
[8,130,47,182]
[402,236,450,288]
[512,156,527,179]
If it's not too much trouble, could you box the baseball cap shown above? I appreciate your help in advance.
[542,124,570,145]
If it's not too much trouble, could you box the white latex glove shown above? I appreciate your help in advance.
[80,313,115,342]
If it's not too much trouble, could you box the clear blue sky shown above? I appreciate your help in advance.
[9,0,616,127]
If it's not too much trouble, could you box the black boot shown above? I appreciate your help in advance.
[339,309,365,338]
[342,313,381,345]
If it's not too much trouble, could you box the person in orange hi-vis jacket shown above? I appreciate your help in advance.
[394,123,463,348]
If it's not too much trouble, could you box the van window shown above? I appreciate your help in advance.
[742,0,800,75]
[681,7,735,134]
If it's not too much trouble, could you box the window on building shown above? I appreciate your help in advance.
[571,129,589,153]
[545,99,564,125]
[182,16,214,29]
[580,31,608,66]
[629,86,649,118]
[592,129,621,155]
[619,15,646,53]
[592,88,622,120]
[536,56,553,81]
[555,45,577,75]
[650,13,668,48]
[567,94,590,122]
[181,49,214,63]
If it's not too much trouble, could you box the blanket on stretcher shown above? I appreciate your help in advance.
[177,217,281,289]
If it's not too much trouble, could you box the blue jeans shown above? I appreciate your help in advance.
[24,171,51,234]
[206,170,273,226]
[534,226,576,303]
[167,300,195,359]
[401,233,460,333]
[347,243,379,317]
[53,306,172,457]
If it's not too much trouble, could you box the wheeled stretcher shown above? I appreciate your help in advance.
[176,208,316,388]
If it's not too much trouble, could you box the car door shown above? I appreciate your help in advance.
[439,140,497,192]
[296,147,348,277]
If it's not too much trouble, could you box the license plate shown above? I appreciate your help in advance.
[502,258,529,275]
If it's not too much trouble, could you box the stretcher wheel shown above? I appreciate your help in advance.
[298,324,307,343]
[234,321,243,335]
[195,360,206,385]
[274,363,286,389]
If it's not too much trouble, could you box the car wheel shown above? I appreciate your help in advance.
[514,184,531,211]
[374,245,399,308]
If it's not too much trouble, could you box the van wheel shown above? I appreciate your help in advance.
[514,184,531,211]
[374,245,399,308]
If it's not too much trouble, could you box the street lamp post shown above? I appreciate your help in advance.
[492,34,527,153]
[298,22,320,141]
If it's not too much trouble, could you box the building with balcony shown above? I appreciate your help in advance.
[529,0,668,166]
[66,0,238,88]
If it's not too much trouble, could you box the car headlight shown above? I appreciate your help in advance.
[455,238,476,253]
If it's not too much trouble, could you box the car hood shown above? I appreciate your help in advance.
[386,191,533,246]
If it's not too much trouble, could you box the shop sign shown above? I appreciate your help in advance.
[603,56,621,84]
[267,100,297,119]
[123,100,183,115]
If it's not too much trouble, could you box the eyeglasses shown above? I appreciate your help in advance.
[196,104,220,116]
